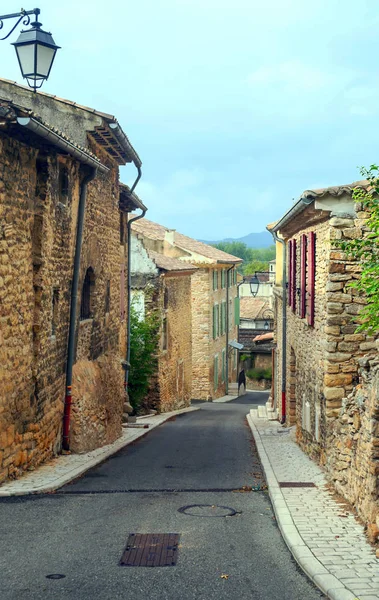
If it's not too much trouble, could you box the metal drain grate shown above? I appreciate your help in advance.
[120,533,180,567]
[279,482,316,488]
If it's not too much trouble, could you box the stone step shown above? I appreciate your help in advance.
[257,405,268,419]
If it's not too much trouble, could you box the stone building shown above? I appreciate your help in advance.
[130,232,196,412]
[269,180,379,529]
[0,79,142,483]
[132,218,242,400]
[239,297,274,372]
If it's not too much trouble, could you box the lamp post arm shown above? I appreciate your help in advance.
[0,8,40,41]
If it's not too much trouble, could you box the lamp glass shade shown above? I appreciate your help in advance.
[13,24,60,88]
[14,43,35,77]
[249,275,259,297]
[264,320,269,330]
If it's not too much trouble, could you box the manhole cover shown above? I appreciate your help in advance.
[178,504,239,517]
[120,533,180,567]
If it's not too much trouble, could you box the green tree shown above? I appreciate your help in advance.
[243,260,268,275]
[128,305,160,412]
[212,241,253,263]
[336,165,379,335]
[211,241,276,274]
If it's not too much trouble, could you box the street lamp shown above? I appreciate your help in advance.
[262,308,274,331]
[249,273,260,297]
[0,8,60,92]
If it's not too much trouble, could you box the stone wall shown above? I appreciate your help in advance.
[191,269,211,399]
[191,266,238,400]
[325,351,379,535]
[0,119,127,480]
[158,274,192,411]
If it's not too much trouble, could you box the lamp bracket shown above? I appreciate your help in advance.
[0,8,40,41]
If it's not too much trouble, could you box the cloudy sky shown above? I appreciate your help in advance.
[1,0,379,240]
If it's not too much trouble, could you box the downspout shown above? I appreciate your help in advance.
[125,202,146,395]
[225,265,234,395]
[271,231,287,425]
[129,165,141,194]
[270,196,314,425]
[63,167,97,450]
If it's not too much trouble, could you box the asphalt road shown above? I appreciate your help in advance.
[0,392,325,600]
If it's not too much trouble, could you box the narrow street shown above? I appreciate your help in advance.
[0,393,325,600]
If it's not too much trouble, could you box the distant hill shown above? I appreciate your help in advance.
[200,231,273,248]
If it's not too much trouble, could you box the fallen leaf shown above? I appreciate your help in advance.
[220,574,229,579]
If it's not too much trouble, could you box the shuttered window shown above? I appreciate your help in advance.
[214,354,219,390]
[213,305,217,339]
[120,265,126,320]
[288,240,292,307]
[213,270,218,290]
[221,349,225,382]
[307,232,316,327]
[291,239,297,312]
[300,234,307,319]
[234,296,240,325]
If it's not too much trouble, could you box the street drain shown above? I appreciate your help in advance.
[120,533,180,567]
[178,504,239,517]
[279,482,316,488]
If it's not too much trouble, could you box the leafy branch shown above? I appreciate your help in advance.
[128,304,160,412]
[336,165,379,335]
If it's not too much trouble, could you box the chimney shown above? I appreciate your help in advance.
[165,229,176,245]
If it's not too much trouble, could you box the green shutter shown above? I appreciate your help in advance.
[214,354,219,390]
[213,305,216,339]
[234,296,240,326]
[221,349,225,382]
[213,270,218,291]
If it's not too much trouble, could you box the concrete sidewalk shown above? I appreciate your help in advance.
[0,406,199,497]
[247,407,379,600]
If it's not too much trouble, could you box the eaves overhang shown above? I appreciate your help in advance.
[119,182,147,212]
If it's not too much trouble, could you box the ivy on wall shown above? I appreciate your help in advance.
[337,165,379,335]
[128,305,160,412]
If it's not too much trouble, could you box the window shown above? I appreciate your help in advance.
[120,265,126,321]
[213,304,220,339]
[213,270,218,291]
[80,267,95,320]
[300,234,307,319]
[214,354,219,390]
[58,163,69,204]
[164,287,169,309]
[105,280,110,314]
[221,349,225,382]
[307,232,316,327]
[51,288,59,336]
[234,296,240,326]
[290,239,297,312]
[162,315,168,350]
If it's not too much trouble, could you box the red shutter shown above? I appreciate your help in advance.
[300,234,307,318]
[307,232,316,327]
[291,239,297,312]
[288,240,292,306]
[120,263,126,321]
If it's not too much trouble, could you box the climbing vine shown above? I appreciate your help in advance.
[128,305,160,412]
[337,165,379,335]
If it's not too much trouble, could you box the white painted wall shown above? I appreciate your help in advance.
[131,234,158,276]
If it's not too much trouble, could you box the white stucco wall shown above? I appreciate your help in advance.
[131,234,158,276]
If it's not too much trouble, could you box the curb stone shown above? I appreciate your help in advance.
[0,406,199,497]
[247,413,360,600]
